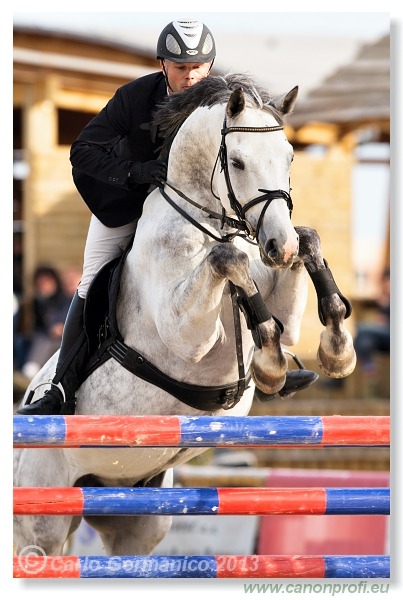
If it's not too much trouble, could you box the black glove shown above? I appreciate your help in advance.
[128,160,167,186]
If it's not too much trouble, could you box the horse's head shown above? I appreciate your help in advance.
[215,84,299,268]
[154,73,300,268]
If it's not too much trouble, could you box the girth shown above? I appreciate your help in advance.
[108,339,250,411]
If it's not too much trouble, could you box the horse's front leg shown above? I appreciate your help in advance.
[160,242,286,392]
[295,226,356,378]
[208,244,287,394]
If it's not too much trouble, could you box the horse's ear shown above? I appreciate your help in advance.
[226,87,246,119]
[271,86,299,116]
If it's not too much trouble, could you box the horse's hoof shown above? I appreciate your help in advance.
[317,346,357,378]
[250,365,286,396]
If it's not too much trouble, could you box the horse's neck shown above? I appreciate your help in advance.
[167,106,223,212]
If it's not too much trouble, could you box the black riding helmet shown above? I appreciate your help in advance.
[157,20,216,64]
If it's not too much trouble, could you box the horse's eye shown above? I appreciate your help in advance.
[231,159,244,170]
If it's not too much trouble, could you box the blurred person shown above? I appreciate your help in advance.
[13,291,28,371]
[61,266,83,300]
[354,267,390,379]
[20,265,71,380]
[13,231,28,370]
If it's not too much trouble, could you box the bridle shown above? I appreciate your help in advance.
[159,116,294,244]
[214,117,293,241]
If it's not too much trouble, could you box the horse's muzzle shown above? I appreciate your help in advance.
[259,235,299,268]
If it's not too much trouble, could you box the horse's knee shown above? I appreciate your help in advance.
[208,244,254,290]
[294,226,322,263]
[14,515,74,556]
[89,515,173,556]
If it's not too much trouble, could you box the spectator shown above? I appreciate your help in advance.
[354,267,390,379]
[13,291,28,371]
[60,266,82,301]
[20,265,71,380]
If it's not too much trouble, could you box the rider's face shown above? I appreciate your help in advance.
[162,60,212,93]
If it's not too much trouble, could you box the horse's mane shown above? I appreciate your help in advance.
[153,73,284,161]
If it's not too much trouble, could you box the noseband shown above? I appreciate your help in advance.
[214,117,293,241]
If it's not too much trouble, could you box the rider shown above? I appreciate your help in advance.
[17,20,317,415]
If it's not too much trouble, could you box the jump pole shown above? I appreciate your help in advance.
[14,486,390,516]
[13,554,390,579]
[13,415,390,448]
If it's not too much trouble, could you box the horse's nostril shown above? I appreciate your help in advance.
[266,239,277,258]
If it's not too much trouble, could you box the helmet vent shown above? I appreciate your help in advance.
[202,33,214,56]
[165,34,182,56]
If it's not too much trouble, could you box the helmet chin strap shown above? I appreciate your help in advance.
[161,61,174,93]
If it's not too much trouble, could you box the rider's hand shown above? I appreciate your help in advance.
[128,160,167,186]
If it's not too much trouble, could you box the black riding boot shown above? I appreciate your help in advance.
[17,293,87,415]
[254,369,319,402]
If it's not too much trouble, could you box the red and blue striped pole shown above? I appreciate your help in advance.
[13,554,390,578]
[13,415,390,448]
[13,486,390,516]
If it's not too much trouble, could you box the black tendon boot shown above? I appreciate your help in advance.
[17,293,87,415]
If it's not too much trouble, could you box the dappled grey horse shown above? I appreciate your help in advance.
[14,74,355,557]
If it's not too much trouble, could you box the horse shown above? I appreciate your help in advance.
[14,73,356,558]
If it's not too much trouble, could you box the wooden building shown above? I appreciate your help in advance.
[14,26,161,299]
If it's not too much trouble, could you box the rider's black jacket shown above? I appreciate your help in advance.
[70,72,166,227]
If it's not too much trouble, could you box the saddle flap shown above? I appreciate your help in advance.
[83,235,135,354]
[83,257,120,353]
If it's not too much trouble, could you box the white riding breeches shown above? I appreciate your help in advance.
[77,215,138,299]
